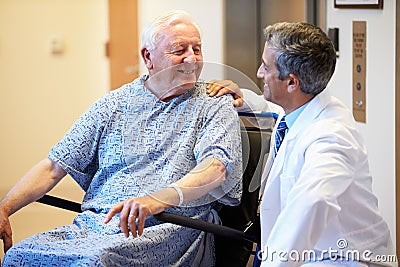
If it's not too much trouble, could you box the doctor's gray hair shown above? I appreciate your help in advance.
[141,10,202,51]
[264,22,337,95]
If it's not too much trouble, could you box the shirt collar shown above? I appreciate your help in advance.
[285,101,309,131]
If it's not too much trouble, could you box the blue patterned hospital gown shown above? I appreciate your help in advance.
[3,75,242,267]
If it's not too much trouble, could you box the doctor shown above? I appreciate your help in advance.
[208,22,396,266]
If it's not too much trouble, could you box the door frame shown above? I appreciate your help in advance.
[108,0,139,90]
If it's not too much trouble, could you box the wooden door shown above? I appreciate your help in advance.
[108,0,139,90]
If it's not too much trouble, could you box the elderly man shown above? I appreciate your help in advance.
[0,10,242,266]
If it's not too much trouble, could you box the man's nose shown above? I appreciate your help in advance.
[183,48,197,63]
[256,65,264,78]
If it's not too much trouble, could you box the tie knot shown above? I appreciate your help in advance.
[277,116,288,131]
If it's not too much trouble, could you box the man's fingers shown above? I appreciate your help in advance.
[206,83,220,96]
[215,88,230,97]
[104,197,154,238]
[136,206,151,236]
[208,86,232,98]
[207,80,243,102]
[119,203,133,238]
[206,80,229,96]
[128,211,138,238]
[4,239,12,253]
[104,203,122,224]
[233,98,244,107]
[2,231,13,253]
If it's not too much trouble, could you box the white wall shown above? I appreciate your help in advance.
[326,0,396,241]
[0,0,108,259]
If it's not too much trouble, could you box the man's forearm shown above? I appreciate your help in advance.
[0,158,66,216]
[149,158,226,207]
[175,158,226,203]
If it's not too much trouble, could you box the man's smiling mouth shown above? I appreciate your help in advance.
[177,69,196,74]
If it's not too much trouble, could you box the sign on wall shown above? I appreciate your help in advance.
[334,0,383,9]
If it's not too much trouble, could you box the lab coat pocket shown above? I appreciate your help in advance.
[280,174,296,209]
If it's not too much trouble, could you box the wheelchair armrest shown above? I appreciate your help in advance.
[36,195,259,244]
[37,194,82,213]
[153,212,258,243]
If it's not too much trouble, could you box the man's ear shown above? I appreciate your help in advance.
[141,47,153,69]
[287,73,300,93]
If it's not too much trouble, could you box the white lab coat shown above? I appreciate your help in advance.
[240,89,396,267]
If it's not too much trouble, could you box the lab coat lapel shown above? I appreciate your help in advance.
[259,111,285,192]
[284,90,331,142]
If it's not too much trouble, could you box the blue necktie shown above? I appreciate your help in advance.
[274,116,288,155]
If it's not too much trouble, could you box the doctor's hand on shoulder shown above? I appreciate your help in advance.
[206,80,244,107]
[206,79,280,114]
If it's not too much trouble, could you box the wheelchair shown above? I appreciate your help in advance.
[37,111,275,267]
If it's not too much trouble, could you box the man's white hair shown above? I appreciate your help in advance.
[141,10,202,51]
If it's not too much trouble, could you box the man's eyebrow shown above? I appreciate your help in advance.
[261,58,267,66]
[170,41,202,49]
[169,42,185,50]
[171,42,184,47]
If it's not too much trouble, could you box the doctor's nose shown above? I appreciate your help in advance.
[257,64,264,79]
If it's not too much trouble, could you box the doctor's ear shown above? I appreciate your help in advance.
[287,74,300,93]
[141,47,153,69]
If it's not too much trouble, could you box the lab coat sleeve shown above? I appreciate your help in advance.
[238,88,282,114]
[260,121,359,267]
